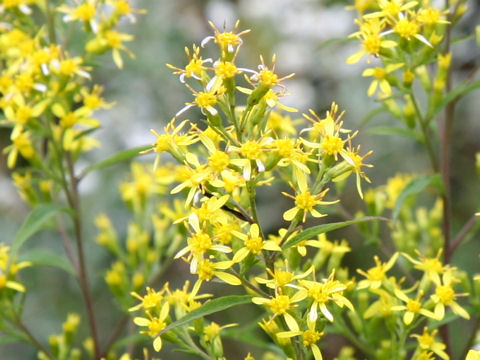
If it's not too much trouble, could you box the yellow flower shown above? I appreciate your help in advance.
[133,302,170,351]
[283,171,338,222]
[346,18,397,64]
[231,223,281,263]
[277,324,325,360]
[339,144,373,199]
[144,119,198,170]
[252,291,307,331]
[391,288,439,325]
[202,20,251,55]
[402,249,448,285]
[357,252,399,289]
[255,263,313,290]
[129,287,165,312]
[174,213,232,273]
[466,350,480,360]
[412,327,449,360]
[57,0,98,28]
[362,63,404,97]
[431,270,470,320]
[203,321,237,342]
[298,271,354,323]
[167,44,211,83]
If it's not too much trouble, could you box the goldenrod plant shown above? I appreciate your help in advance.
[1,1,479,360]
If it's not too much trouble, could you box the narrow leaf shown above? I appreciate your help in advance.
[112,334,148,350]
[433,80,480,117]
[20,249,75,275]
[0,334,27,345]
[360,106,388,127]
[392,174,444,222]
[367,126,419,141]
[11,204,64,261]
[81,145,150,176]
[282,216,386,249]
[160,295,253,335]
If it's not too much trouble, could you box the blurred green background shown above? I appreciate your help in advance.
[1,0,480,359]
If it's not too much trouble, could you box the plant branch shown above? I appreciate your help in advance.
[9,312,53,360]
[65,152,101,359]
[449,214,479,255]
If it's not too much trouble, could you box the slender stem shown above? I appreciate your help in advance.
[409,92,438,172]
[65,153,101,359]
[9,313,53,360]
[56,218,79,272]
[45,0,57,44]
[101,314,130,358]
[179,331,212,360]
[439,1,454,356]
[460,316,480,360]
[228,269,270,298]
[449,214,478,254]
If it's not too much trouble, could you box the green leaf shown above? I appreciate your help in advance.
[160,295,253,335]
[10,204,64,264]
[392,174,444,222]
[316,36,355,51]
[282,216,387,249]
[366,126,419,141]
[433,80,480,117]
[20,249,75,275]
[112,333,148,350]
[0,334,27,345]
[360,106,388,127]
[80,145,151,177]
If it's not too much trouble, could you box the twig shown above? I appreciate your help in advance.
[449,214,478,254]
[66,152,101,359]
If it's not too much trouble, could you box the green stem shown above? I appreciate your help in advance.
[439,0,454,356]
[65,153,101,359]
[9,312,53,360]
[332,315,374,358]
[408,92,438,172]
[45,0,57,44]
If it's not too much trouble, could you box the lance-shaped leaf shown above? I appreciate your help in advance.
[160,295,253,335]
[80,145,150,177]
[392,174,444,222]
[282,216,386,249]
[20,249,75,275]
[10,203,65,267]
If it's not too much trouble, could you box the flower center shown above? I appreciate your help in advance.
[245,236,263,254]
[269,295,291,315]
[302,329,322,346]
[208,151,230,172]
[197,260,215,281]
[195,91,217,108]
[74,4,96,21]
[363,34,381,55]
[406,299,422,313]
[322,135,344,155]
[394,19,419,39]
[215,61,238,78]
[308,284,328,304]
[240,141,262,160]
[435,285,455,304]
[189,232,212,255]
[259,69,278,87]
[295,192,317,211]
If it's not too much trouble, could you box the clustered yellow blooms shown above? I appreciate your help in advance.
[0,243,30,294]
[346,0,458,131]
[0,0,142,208]
[130,20,373,360]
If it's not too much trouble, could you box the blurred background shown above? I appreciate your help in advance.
[1,0,480,359]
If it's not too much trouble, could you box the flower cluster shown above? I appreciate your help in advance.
[130,21,373,360]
